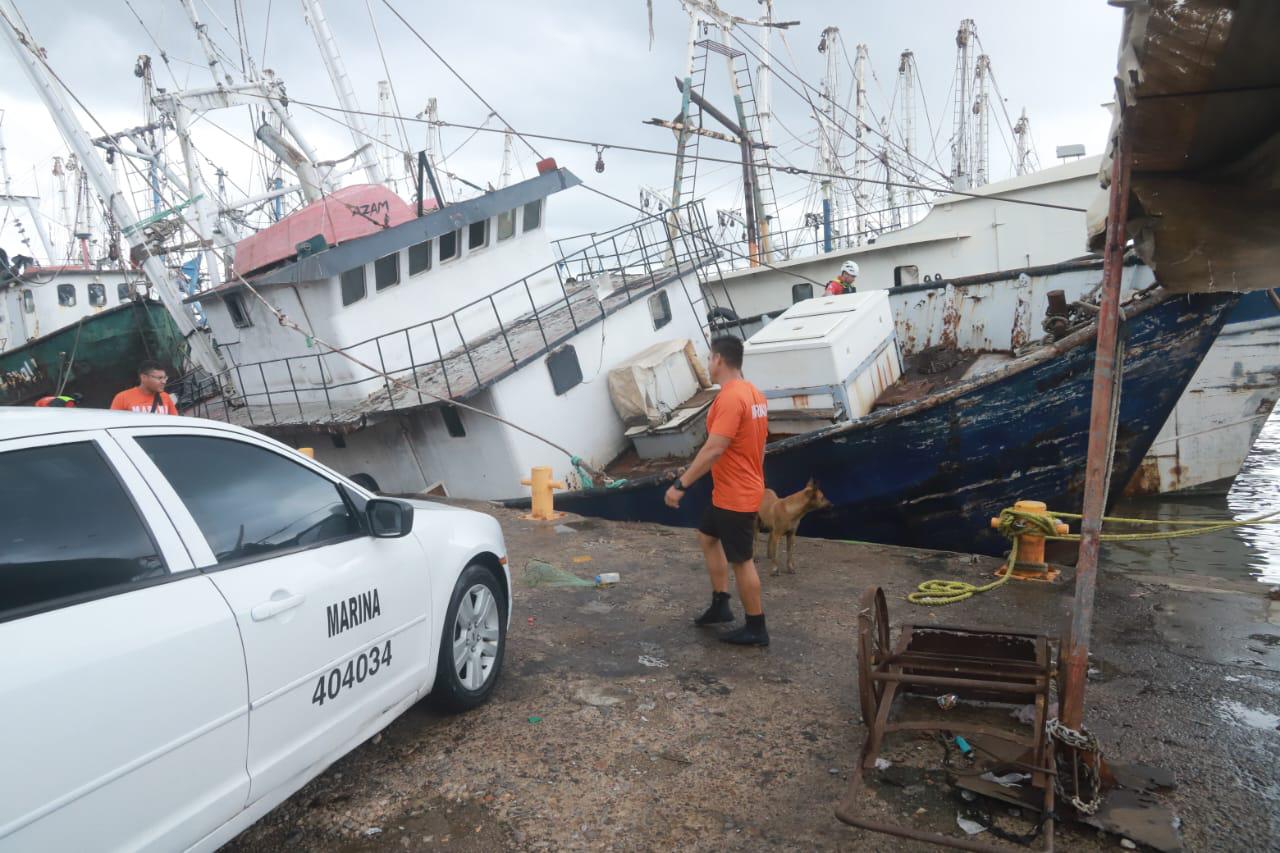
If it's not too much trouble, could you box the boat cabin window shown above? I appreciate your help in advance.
[57,284,76,307]
[894,265,920,287]
[439,229,460,263]
[441,405,466,438]
[117,282,132,302]
[546,344,582,396]
[649,290,672,330]
[87,283,107,307]
[409,240,432,275]
[21,289,34,313]
[468,219,489,251]
[226,293,252,328]
[375,252,400,291]
[341,266,367,306]
[792,283,814,303]
[523,200,542,232]
[497,209,516,241]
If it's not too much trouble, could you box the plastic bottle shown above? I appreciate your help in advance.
[594,572,620,587]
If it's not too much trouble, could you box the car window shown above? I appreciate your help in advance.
[0,442,166,616]
[136,435,361,566]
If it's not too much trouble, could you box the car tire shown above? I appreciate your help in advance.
[431,563,506,712]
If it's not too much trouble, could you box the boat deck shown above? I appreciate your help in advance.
[189,255,716,431]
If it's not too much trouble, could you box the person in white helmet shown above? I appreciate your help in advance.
[825,260,859,295]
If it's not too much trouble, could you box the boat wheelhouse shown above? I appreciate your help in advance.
[184,164,734,498]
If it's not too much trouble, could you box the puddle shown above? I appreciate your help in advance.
[1103,411,1280,586]
[1215,699,1280,732]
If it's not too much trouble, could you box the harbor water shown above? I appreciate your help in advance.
[1103,412,1280,586]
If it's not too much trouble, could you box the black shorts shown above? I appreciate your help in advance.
[698,505,757,564]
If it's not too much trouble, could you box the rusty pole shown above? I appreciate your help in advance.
[1060,131,1131,730]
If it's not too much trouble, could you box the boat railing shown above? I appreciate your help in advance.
[182,199,722,427]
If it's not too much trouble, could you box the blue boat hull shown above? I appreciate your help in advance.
[545,292,1236,556]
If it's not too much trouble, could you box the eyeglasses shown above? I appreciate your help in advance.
[144,373,168,382]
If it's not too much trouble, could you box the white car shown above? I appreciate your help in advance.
[0,410,511,852]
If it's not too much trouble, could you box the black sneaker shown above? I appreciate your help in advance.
[694,592,734,626]
[720,614,769,647]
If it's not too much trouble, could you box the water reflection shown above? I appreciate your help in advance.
[1103,413,1280,585]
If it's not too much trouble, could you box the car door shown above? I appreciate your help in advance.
[112,425,434,805]
[0,431,249,852]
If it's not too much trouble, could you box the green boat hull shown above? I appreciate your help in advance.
[0,301,187,408]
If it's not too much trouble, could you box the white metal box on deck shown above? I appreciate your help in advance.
[742,291,901,433]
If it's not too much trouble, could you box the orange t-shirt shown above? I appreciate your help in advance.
[110,387,178,415]
[706,378,768,512]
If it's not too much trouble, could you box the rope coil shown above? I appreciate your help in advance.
[908,504,1280,607]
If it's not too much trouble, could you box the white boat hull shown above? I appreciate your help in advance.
[1124,307,1280,495]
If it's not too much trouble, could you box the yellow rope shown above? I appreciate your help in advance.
[906,538,1020,607]
[907,504,1280,607]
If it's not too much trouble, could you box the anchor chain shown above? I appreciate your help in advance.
[1046,717,1103,816]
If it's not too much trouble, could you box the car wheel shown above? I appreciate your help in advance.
[431,563,506,712]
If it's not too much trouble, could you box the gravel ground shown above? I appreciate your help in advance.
[225,504,1280,852]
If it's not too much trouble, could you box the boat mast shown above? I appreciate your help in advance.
[52,156,71,256]
[950,19,975,190]
[498,127,514,189]
[0,0,227,376]
[1014,108,1033,176]
[898,50,916,225]
[817,26,840,251]
[757,0,772,148]
[300,0,385,186]
[376,80,399,192]
[0,110,55,260]
[0,108,10,195]
[973,53,991,187]
[853,43,868,243]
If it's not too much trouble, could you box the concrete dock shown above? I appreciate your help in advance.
[226,505,1280,851]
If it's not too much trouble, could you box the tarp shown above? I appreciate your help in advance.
[607,339,710,427]
[1091,0,1280,293]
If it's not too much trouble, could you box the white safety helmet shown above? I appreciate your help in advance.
[840,260,860,277]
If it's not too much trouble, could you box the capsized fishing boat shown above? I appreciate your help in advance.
[541,280,1236,557]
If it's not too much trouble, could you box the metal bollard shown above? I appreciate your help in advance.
[990,499,1068,581]
[520,466,566,521]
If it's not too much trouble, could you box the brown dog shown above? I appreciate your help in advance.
[756,479,832,575]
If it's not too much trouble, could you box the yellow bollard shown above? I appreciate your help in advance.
[298,447,315,459]
[520,466,566,521]
[990,499,1067,582]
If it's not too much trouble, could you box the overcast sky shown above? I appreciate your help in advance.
[0,0,1124,260]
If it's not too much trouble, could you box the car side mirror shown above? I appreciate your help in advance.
[367,498,414,538]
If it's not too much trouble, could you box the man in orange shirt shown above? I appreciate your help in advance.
[664,337,770,646]
[110,360,178,415]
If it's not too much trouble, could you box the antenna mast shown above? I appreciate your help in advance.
[300,0,384,185]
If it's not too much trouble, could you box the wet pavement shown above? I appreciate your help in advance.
[223,499,1280,852]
